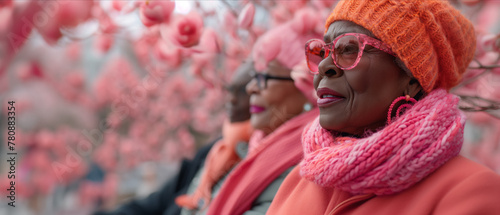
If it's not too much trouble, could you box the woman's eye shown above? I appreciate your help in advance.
[320,49,326,58]
[311,46,326,58]
[336,44,359,55]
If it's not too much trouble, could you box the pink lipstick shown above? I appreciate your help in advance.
[250,105,266,114]
[316,87,344,107]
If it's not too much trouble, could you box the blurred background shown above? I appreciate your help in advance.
[0,0,499,214]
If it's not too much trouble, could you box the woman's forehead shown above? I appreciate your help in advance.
[324,21,375,43]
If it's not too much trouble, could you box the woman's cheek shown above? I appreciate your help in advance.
[345,70,369,93]
[313,74,321,89]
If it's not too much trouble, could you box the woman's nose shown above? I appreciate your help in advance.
[317,56,343,79]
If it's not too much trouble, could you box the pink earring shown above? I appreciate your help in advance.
[387,95,417,124]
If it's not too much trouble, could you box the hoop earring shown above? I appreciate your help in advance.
[387,95,416,124]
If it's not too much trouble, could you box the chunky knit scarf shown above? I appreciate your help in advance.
[300,89,465,195]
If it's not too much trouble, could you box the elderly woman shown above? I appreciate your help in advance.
[176,20,321,215]
[267,0,500,214]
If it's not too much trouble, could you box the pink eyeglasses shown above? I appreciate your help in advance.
[305,33,396,74]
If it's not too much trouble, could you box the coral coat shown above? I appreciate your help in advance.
[267,155,500,215]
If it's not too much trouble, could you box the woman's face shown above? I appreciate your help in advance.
[314,21,412,135]
[246,60,308,134]
[225,61,252,123]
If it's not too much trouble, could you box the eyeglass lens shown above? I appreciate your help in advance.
[306,35,362,73]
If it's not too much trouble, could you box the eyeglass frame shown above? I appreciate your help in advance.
[305,33,396,74]
[249,71,294,90]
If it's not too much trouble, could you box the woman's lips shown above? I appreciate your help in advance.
[316,87,344,107]
[250,105,266,114]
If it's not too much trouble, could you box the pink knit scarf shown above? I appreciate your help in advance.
[300,89,465,195]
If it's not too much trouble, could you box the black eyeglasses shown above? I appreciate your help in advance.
[250,71,294,90]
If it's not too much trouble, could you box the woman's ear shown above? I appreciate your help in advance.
[405,79,423,98]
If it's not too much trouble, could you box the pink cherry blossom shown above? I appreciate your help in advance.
[57,0,95,28]
[34,16,63,45]
[238,3,255,29]
[496,37,500,53]
[476,51,499,67]
[98,12,118,34]
[311,0,337,9]
[102,173,119,199]
[460,0,481,6]
[129,121,148,139]
[65,42,81,61]
[133,33,159,65]
[477,33,499,56]
[271,5,292,27]
[0,179,12,196]
[278,0,308,13]
[0,0,12,8]
[251,25,267,40]
[36,130,55,148]
[111,0,129,12]
[223,10,237,38]
[224,38,245,57]
[154,39,182,68]
[224,58,242,79]
[291,60,317,105]
[168,12,204,48]
[475,1,500,32]
[195,28,221,53]
[0,6,12,35]
[29,150,53,170]
[192,108,215,134]
[139,0,175,27]
[189,53,217,88]
[93,144,118,171]
[133,40,152,66]
[79,181,103,206]
[1,1,40,64]
[16,62,44,81]
[32,170,56,194]
[291,8,323,35]
[94,34,114,54]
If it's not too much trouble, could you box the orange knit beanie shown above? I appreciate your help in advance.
[326,0,476,92]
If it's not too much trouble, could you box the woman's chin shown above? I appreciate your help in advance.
[319,121,338,132]
[319,113,342,130]
[319,119,355,135]
[250,116,266,130]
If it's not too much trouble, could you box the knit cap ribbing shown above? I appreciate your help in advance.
[326,0,476,92]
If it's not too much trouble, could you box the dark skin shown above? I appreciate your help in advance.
[246,60,308,135]
[315,21,422,136]
[225,60,253,123]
